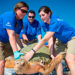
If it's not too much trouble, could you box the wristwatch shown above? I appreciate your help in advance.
[32,49,36,54]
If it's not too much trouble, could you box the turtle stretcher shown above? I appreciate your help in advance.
[5,43,63,75]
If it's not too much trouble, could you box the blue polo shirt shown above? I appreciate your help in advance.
[20,18,41,41]
[40,14,75,44]
[0,11,23,43]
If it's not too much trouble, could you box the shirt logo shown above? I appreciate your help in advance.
[6,22,11,27]
[57,18,63,21]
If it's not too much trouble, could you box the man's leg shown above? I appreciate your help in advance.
[0,60,5,75]
[66,37,75,75]
[0,41,5,75]
[55,63,63,75]
[0,41,13,75]
[65,53,75,75]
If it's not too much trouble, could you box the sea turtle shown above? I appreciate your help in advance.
[5,43,63,75]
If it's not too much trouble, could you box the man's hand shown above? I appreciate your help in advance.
[14,51,24,60]
[24,50,35,61]
[23,40,29,44]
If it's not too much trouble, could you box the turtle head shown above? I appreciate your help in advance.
[14,58,27,74]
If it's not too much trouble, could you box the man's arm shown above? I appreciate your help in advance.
[22,34,29,43]
[6,29,18,52]
[6,29,24,60]
[15,34,23,49]
[48,36,56,58]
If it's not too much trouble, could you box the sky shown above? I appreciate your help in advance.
[0,0,75,28]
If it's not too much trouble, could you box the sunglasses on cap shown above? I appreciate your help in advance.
[20,9,28,13]
[28,16,35,19]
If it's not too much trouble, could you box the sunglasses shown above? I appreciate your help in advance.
[28,16,35,19]
[20,9,28,13]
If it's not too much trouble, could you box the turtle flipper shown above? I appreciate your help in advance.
[39,54,63,75]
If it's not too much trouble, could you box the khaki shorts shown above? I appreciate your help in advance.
[55,37,75,55]
[67,37,75,54]
[0,41,13,60]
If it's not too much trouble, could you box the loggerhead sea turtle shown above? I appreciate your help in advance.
[5,43,63,75]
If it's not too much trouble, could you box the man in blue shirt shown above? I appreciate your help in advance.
[0,2,29,75]
[20,10,41,45]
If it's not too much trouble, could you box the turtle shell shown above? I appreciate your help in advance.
[20,43,51,63]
